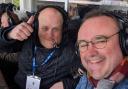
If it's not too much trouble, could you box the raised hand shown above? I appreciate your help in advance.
[8,16,34,41]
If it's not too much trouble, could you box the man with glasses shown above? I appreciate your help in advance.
[75,10,128,89]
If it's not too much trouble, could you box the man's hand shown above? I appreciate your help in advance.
[8,16,34,41]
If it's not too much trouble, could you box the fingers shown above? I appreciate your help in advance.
[15,33,26,41]
[21,22,33,34]
[8,22,34,41]
[17,22,33,41]
[27,16,35,25]
[7,16,35,41]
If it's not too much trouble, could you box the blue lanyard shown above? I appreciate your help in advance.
[32,46,56,76]
[32,46,37,76]
[41,49,56,65]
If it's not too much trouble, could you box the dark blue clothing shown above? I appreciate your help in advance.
[0,27,80,89]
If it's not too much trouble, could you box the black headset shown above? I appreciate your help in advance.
[32,5,69,47]
[76,10,128,57]
[100,11,128,56]
[114,14,128,56]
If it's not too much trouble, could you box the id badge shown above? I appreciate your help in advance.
[26,75,41,89]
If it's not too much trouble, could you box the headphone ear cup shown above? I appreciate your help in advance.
[123,27,128,56]
[119,24,128,56]
[125,27,128,55]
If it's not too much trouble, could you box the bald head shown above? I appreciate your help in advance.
[37,7,64,48]
[38,8,63,26]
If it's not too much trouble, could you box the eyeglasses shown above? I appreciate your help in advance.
[77,31,120,52]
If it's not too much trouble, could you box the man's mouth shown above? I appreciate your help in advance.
[85,56,105,72]
[88,58,104,64]
[86,55,105,63]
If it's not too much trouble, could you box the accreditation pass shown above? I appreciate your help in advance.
[26,75,41,89]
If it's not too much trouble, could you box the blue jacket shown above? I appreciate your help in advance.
[76,75,128,89]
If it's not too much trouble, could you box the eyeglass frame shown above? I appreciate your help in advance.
[76,31,120,52]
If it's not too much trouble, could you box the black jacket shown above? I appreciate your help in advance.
[0,27,80,89]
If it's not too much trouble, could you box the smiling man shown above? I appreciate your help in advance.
[76,10,128,89]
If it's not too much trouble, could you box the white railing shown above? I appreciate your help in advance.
[38,0,128,7]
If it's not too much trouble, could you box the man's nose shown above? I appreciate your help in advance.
[86,43,98,57]
[88,42,95,50]
[48,29,54,38]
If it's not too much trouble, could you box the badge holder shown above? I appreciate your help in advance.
[26,56,41,89]
[26,75,41,89]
